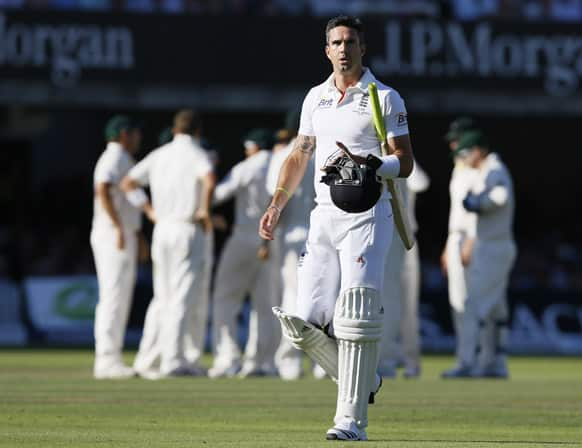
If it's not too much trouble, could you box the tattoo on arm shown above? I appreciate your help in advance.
[295,135,315,155]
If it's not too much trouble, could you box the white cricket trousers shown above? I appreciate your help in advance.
[273,238,304,374]
[151,220,206,375]
[211,228,278,371]
[379,234,405,368]
[90,228,137,371]
[400,242,421,369]
[296,201,393,328]
[379,238,422,371]
[133,230,212,373]
[460,239,516,367]
[446,232,470,362]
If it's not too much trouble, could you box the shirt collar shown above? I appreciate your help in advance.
[106,141,124,152]
[173,133,193,143]
[326,67,375,93]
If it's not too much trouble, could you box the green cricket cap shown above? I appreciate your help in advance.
[445,116,476,142]
[104,115,139,141]
[452,130,488,157]
[243,128,274,149]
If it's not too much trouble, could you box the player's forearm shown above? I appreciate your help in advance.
[97,183,122,229]
[270,143,311,210]
[389,135,414,178]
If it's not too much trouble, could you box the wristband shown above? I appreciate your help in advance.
[377,155,400,179]
[275,186,292,200]
[268,204,282,215]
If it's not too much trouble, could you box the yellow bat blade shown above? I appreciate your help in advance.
[368,82,386,142]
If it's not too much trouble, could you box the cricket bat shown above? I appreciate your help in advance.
[368,82,415,250]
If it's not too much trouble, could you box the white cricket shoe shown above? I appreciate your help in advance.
[237,363,278,378]
[208,363,241,379]
[326,420,367,441]
[441,364,475,379]
[474,359,509,379]
[94,364,135,380]
[135,368,164,381]
[162,365,207,377]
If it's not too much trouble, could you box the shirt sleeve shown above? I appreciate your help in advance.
[195,149,213,178]
[298,88,317,137]
[479,169,510,212]
[128,151,155,186]
[384,90,410,139]
[94,151,121,184]
[213,163,243,205]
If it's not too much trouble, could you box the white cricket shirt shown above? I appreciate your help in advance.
[214,149,271,233]
[92,142,141,233]
[128,134,212,223]
[448,162,477,235]
[467,153,515,242]
[298,68,409,206]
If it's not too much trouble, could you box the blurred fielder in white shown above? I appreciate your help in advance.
[440,118,480,378]
[208,128,279,379]
[91,115,150,380]
[122,109,216,377]
[130,126,219,379]
[453,130,516,378]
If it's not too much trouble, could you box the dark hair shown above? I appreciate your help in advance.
[325,15,365,45]
[173,109,201,134]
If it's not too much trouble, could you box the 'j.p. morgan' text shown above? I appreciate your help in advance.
[0,13,134,87]
[372,20,582,96]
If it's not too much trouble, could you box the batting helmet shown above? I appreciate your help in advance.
[321,154,383,213]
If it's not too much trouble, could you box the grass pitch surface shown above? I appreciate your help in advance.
[1,350,581,447]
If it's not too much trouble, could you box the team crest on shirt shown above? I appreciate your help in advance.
[317,98,334,109]
[353,93,370,116]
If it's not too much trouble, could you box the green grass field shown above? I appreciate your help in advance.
[1,350,581,447]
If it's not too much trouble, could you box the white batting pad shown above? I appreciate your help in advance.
[333,287,383,430]
[272,307,338,382]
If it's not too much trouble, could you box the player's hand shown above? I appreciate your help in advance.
[259,205,281,240]
[115,227,125,250]
[336,141,368,165]
[212,214,228,232]
[461,238,474,267]
[256,244,269,260]
[462,193,481,213]
[194,209,213,233]
[144,203,156,224]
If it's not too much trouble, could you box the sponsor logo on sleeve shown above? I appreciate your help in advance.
[397,112,408,127]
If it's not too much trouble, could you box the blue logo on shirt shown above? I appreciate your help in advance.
[317,98,333,108]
